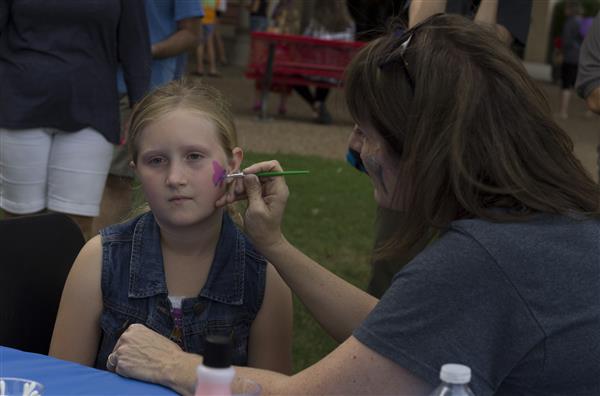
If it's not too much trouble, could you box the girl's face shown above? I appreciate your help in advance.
[350,123,404,210]
[133,108,242,228]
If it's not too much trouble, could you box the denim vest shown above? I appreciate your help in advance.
[94,211,267,370]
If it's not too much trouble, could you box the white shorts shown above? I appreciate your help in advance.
[0,127,114,216]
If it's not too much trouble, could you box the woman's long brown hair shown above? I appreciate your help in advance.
[345,14,600,258]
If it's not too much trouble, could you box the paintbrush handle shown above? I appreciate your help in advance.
[255,170,310,177]
[226,170,310,178]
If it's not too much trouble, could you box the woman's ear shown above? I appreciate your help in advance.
[229,147,243,172]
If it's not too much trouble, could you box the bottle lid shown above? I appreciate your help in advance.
[203,335,233,368]
[440,364,471,384]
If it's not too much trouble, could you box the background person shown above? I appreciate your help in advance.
[194,0,220,77]
[249,0,270,32]
[576,11,600,181]
[291,0,356,125]
[50,80,293,383]
[213,0,229,66]
[0,0,151,240]
[102,15,600,395]
[558,0,584,119]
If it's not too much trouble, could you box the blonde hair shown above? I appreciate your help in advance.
[128,78,237,164]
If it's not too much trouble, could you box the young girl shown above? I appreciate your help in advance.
[49,80,293,380]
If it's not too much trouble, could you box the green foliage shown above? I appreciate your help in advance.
[242,152,376,371]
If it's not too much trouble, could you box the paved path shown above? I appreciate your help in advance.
[201,66,599,181]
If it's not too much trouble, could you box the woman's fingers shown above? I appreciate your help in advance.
[215,161,284,208]
[215,177,246,207]
[243,159,283,175]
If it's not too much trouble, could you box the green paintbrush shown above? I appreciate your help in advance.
[226,170,310,178]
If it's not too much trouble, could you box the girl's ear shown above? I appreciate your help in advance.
[229,147,243,172]
[129,161,138,175]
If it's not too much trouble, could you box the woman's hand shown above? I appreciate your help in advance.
[216,160,289,252]
[107,324,182,382]
[107,324,201,395]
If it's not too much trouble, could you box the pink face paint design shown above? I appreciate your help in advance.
[212,160,227,187]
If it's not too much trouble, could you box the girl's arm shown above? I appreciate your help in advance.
[247,263,293,374]
[48,235,103,366]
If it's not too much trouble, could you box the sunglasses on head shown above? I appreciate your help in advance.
[378,13,444,91]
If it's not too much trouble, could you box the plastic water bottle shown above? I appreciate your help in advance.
[194,335,236,396]
[429,364,475,396]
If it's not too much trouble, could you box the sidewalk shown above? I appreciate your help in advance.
[201,65,599,181]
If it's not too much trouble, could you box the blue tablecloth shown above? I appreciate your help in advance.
[0,346,177,395]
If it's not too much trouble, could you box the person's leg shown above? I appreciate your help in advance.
[213,22,228,65]
[314,87,330,103]
[47,128,114,240]
[195,25,209,75]
[93,96,135,233]
[314,88,332,124]
[253,81,263,111]
[558,63,577,119]
[94,174,133,227]
[205,25,218,76]
[559,89,571,120]
[0,128,52,216]
[278,91,289,115]
[292,85,316,108]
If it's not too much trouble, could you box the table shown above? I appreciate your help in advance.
[0,346,177,395]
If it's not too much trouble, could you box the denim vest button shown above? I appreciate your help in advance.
[157,304,169,315]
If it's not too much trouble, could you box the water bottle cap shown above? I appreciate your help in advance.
[440,364,471,384]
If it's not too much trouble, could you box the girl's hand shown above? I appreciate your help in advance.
[216,160,289,251]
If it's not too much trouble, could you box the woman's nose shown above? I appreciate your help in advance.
[348,127,364,152]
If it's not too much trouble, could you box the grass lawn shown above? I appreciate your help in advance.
[242,152,377,372]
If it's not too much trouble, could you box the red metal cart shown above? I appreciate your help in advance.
[245,31,366,119]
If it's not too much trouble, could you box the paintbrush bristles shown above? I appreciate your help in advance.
[225,171,245,178]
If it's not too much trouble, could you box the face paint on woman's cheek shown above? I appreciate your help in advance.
[364,156,388,194]
[212,160,227,187]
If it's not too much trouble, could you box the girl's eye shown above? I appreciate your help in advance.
[187,152,204,161]
[147,157,165,166]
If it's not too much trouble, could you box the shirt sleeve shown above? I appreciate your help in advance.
[353,229,544,396]
[174,0,204,22]
[576,13,600,99]
[118,0,151,105]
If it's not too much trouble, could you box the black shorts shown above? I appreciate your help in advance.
[561,62,578,89]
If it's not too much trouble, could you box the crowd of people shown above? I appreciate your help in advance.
[1,1,600,395]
